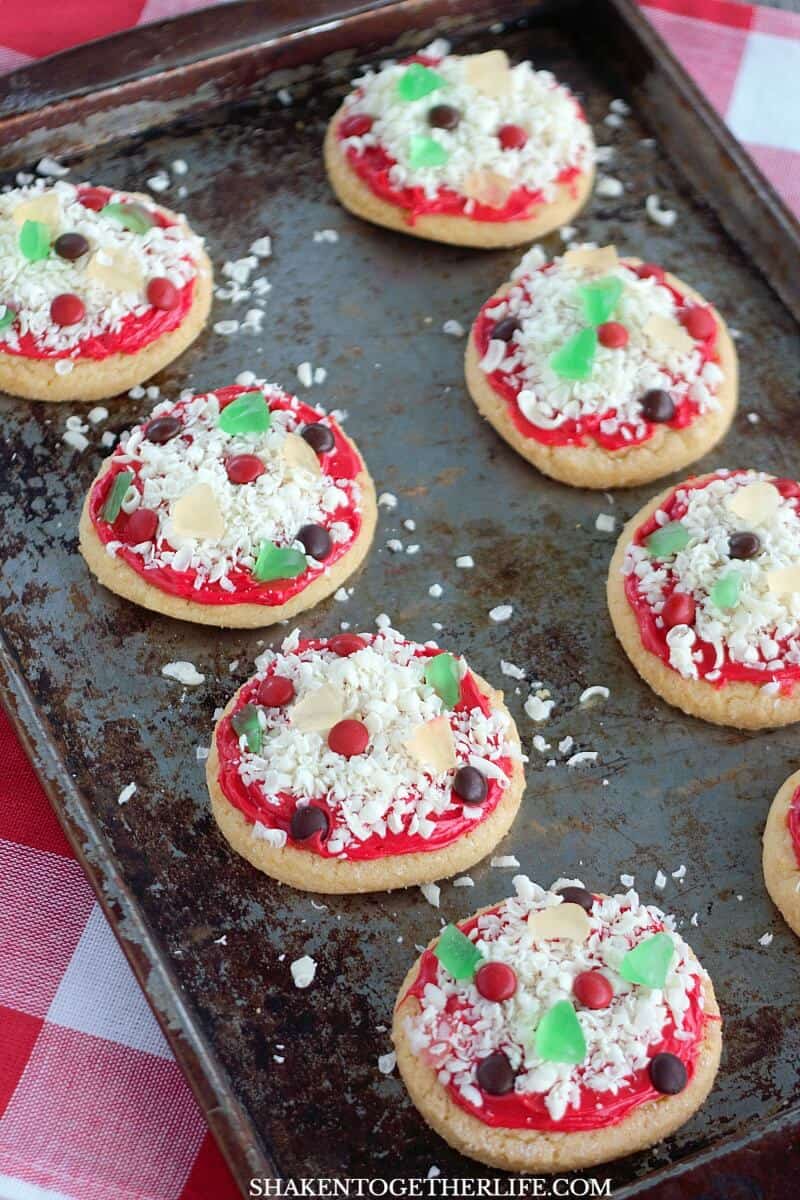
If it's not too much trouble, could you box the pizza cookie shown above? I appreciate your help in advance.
[763,769,800,938]
[79,383,376,627]
[324,44,594,247]
[393,876,721,1172]
[206,626,524,892]
[465,245,737,488]
[608,470,800,728]
[0,180,212,402]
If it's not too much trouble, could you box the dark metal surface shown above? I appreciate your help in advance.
[1,0,800,1195]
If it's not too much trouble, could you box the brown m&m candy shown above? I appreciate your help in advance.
[491,316,520,342]
[728,531,761,560]
[453,765,487,805]
[640,389,676,423]
[297,524,333,561]
[476,1051,515,1095]
[146,415,182,444]
[648,1051,687,1095]
[555,885,594,913]
[301,423,335,454]
[54,232,89,261]
[290,804,329,841]
[428,104,461,130]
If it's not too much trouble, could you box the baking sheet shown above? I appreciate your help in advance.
[1,0,800,1193]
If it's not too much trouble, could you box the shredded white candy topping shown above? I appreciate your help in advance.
[340,51,593,202]
[0,180,202,355]
[624,470,800,681]
[405,876,705,1123]
[232,627,519,855]
[478,254,723,438]
[103,385,360,593]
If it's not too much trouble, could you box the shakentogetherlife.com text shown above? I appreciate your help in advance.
[248,1179,614,1198]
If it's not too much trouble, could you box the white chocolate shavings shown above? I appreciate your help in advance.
[421,882,441,908]
[162,660,205,686]
[443,319,465,338]
[478,252,723,438]
[595,513,616,533]
[378,1050,397,1074]
[579,685,609,704]
[103,386,360,593]
[524,694,554,721]
[456,555,474,569]
[491,855,520,869]
[234,628,518,855]
[0,180,202,355]
[405,876,705,1122]
[340,52,593,202]
[623,471,800,681]
[646,194,677,228]
[117,782,137,806]
[290,955,317,988]
[489,604,513,623]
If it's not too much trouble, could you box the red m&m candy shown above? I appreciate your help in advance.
[257,675,295,707]
[50,293,85,326]
[147,278,179,311]
[598,321,628,349]
[328,719,369,758]
[340,114,374,138]
[329,633,367,657]
[498,124,528,150]
[79,187,111,211]
[637,263,666,283]
[225,454,266,484]
[122,507,158,544]
[680,306,715,341]
[573,970,613,1010]
[662,592,696,629]
[475,961,517,1002]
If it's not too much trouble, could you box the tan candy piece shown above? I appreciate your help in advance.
[527,902,591,944]
[281,432,323,476]
[405,717,457,774]
[643,314,695,355]
[727,481,780,524]
[13,192,61,233]
[767,565,800,596]
[171,483,225,540]
[464,50,512,98]
[463,171,514,209]
[86,249,144,295]
[562,245,619,274]
[290,684,345,733]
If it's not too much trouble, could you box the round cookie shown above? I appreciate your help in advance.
[608,470,800,729]
[763,769,800,937]
[393,876,722,1173]
[325,46,594,248]
[207,627,525,892]
[466,246,737,488]
[79,382,376,628]
[0,180,211,402]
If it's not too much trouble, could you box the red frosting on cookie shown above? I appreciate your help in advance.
[472,261,720,451]
[215,637,512,859]
[88,386,364,607]
[788,786,800,868]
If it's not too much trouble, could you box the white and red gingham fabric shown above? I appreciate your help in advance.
[0,3,797,1199]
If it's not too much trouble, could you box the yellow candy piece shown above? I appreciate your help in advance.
[405,717,457,773]
[727,481,780,524]
[464,50,512,98]
[527,903,591,944]
[643,314,694,355]
[462,170,514,208]
[171,483,225,540]
[13,192,60,233]
[289,684,345,733]
[562,245,619,274]
[86,249,144,295]
[281,432,323,476]
[767,565,800,596]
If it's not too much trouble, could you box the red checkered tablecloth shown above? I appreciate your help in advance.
[1,3,798,1199]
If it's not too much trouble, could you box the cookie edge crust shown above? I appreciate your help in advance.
[324,104,595,249]
[763,768,800,937]
[206,670,525,893]
[464,266,738,489]
[607,474,800,729]
[0,203,213,404]
[391,910,722,1173]
[78,432,377,629]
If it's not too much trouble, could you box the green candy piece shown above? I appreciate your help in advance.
[710,569,742,610]
[231,703,263,754]
[101,202,156,234]
[253,540,307,583]
[218,390,272,436]
[534,1000,587,1064]
[619,932,675,989]
[101,470,134,523]
[408,135,449,169]
[549,327,598,381]
[645,521,690,558]
[579,276,624,326]
[433,924,483,981]
[425,652,461,709]
[19,219,50,262]
[0,304,16,333]
[397,62,446,101]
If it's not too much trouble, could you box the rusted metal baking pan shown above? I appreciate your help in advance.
[1,0,799,1195]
